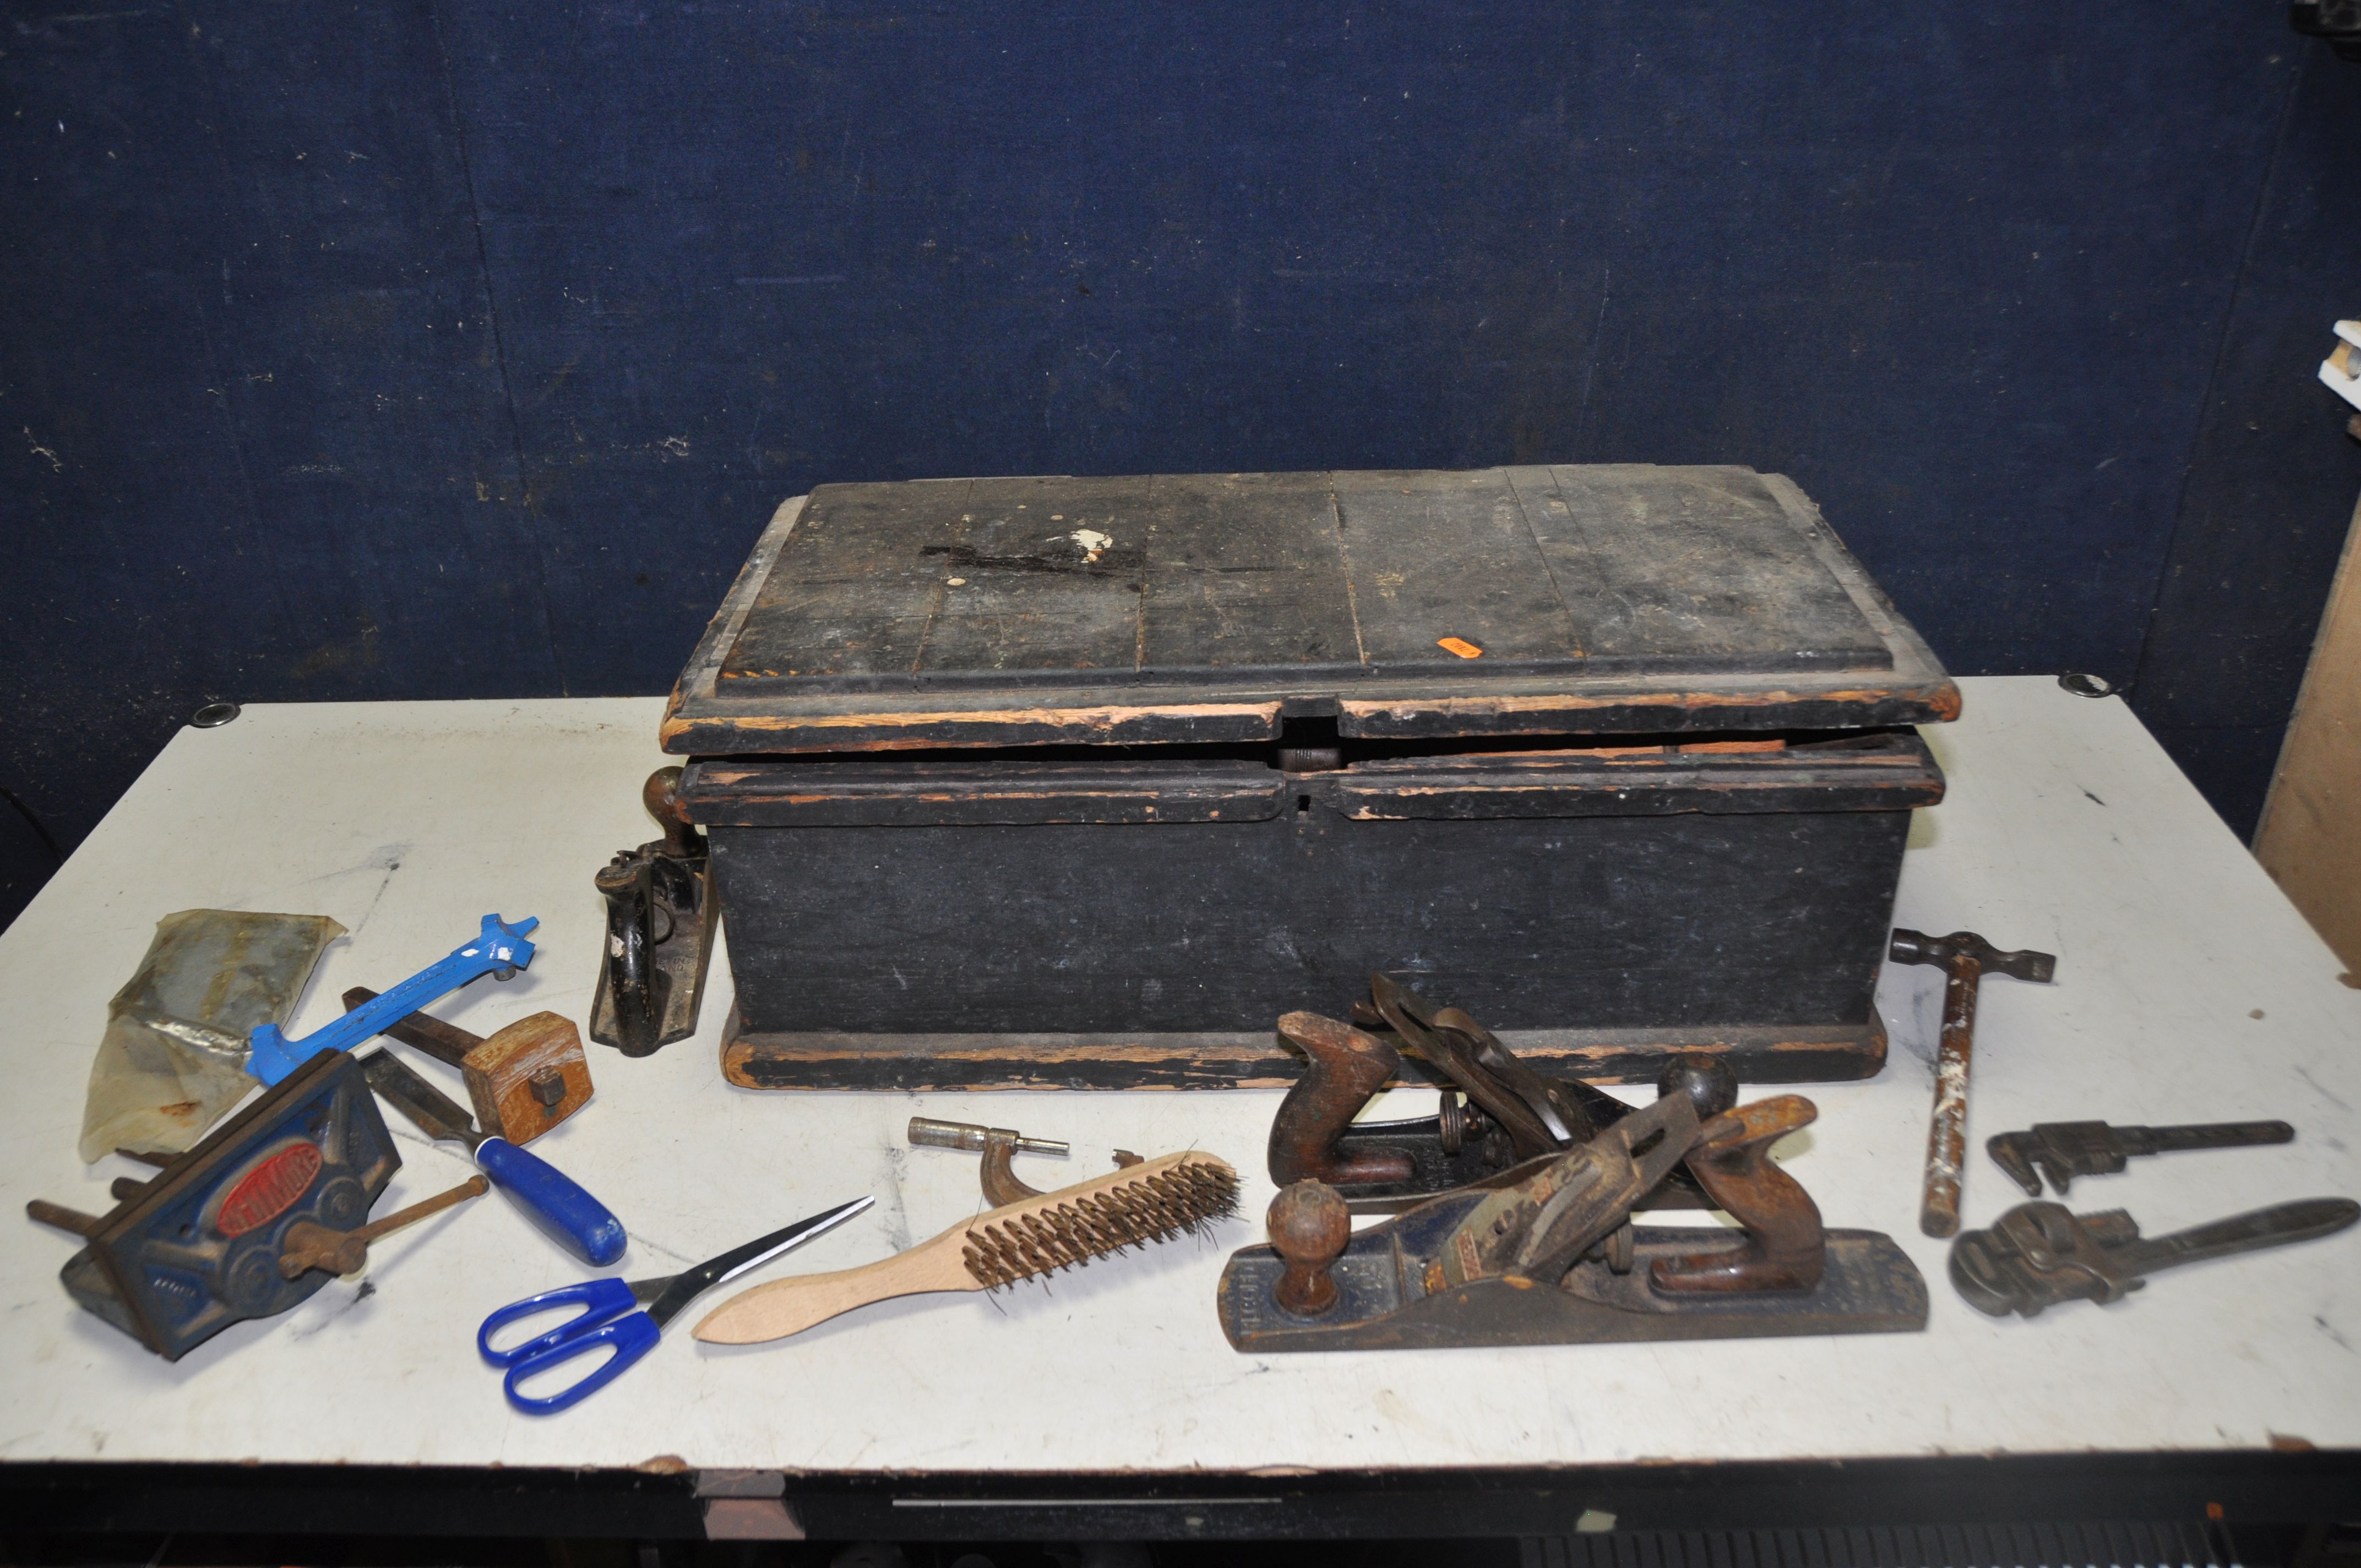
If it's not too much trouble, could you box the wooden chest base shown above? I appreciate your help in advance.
[719,1009,1887,1091]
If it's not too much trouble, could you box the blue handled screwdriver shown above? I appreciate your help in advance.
[359,1048,627,1266]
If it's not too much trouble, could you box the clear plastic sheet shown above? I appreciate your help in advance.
[77,908,346,1162]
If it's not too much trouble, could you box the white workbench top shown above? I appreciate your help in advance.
[3,678,2357,1472]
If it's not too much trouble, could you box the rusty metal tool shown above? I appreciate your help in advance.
[1266,1182,1351,1316]
[1217,1123,1927,1353]
[1267,1012,1421,1189]
[590,766,717,1057]
[1987,1118,2296,1197]
[1270,978,1733,1213]
[342,987,593,1146]
[277,1174,488,1278]
[909,1117,1082,1204]
[1650,1095,1824,1294]
[1886,928,2057,1238]
[1950,1197,2359,1317]
[25,1050,401,1358]
[1368,971,1597,1157]
[1269,1008,1516,1205]
[359,1048,625,1266]
[1433,1091,1702,1290]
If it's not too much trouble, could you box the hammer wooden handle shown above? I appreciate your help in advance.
[1890,929,2057,1239]
[1920,957,1982,1238]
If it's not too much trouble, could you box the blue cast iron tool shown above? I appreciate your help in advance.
[478,1196,874,1413]
[245,913,539,1087]
[358,1047,627,1267]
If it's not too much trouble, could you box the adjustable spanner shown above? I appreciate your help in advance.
[1951,1197,2359,1317]
[1986,1119,2295,1196]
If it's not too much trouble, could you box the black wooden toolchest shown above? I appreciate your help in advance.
[666,466,1955,1091]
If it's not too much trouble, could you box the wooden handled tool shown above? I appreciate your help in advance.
[1887,929,2057,1238]
[341,987,593,1145]
[694,1150,1238,1344]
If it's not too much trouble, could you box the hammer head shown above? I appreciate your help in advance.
[463,1012,595,1144]
[1887,928,2057,984]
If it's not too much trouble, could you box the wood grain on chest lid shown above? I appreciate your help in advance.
[718,466,1894,696]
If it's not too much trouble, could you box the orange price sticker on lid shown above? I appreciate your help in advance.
[1437,636,1483,659]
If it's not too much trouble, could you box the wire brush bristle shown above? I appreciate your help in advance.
[959,1155,1240,1289]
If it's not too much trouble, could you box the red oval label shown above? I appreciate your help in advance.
[216,1142,323,1237]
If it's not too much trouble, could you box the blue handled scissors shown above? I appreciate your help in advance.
[478,1195,873,1413]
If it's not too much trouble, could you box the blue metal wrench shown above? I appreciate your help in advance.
[247,913,539,1086]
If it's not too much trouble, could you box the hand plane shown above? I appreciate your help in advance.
[1221,1090,1927,1352]
[1426,1090,1699,1289]
[590,766,718,1056]
[1268,975,1732,1212]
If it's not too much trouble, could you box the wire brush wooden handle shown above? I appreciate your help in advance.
[693,1149,1237,1344]
[693,1234,977,1342]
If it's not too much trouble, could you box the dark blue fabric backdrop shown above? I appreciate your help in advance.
[3,2,2358,930]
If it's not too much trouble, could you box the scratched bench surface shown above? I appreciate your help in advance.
[2,679,2357,1473]
[665,469,1960,752]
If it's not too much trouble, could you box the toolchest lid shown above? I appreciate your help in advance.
[665,466,1956,754]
